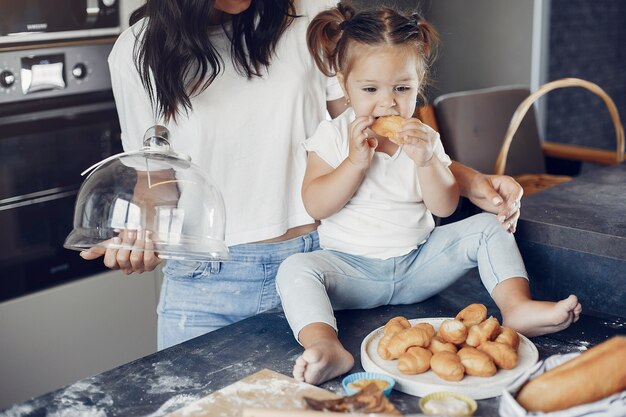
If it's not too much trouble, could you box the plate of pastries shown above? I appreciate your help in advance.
[360,303,539,400]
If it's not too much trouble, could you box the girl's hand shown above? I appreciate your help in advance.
[347,116,378,170]
[396,118,438,167]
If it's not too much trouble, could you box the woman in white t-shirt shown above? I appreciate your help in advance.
[81,0,528,350]
[275,4,581,385]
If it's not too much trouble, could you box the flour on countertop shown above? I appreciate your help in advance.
[141,394,201,417]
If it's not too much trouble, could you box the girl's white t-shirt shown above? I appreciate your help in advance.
[108,0,343,246]
[304,108,452,259]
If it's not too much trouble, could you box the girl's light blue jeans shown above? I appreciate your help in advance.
[157,230,319,350]
[275,213,528,341]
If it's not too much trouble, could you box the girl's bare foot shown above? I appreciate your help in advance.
[502,294,582,337]
[293,339,354,385]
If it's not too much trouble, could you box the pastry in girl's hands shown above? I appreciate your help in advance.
[477,341,518,369]
[397,346,432,375]
[457,346,497,377]
[437,319,468,345]
[430,351,465,381]
[371,115,405,143]
[495,326,520,350]
[455,303,487,327]
[428,336,458,354]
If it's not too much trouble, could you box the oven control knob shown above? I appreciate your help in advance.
[0,70,15,88]
[72,63,87,79]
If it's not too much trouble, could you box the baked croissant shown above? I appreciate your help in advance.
[457,346,497,377]
[477,341,518,369]
[397,346,432,375]
[466,316,501,347]
[455,303,487,327]
[495,326,520,350]
[371,115,405,143]
[437,319,468,345]
[387,326,433,359]
[430,351,465,381]
[428,336,458,355]
[383,316,411,336]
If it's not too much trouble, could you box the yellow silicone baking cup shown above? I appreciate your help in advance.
[419,391,478,417]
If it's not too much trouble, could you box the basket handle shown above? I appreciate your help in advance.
[494,78,625,175]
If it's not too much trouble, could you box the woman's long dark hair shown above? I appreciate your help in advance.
[129,0,298,122]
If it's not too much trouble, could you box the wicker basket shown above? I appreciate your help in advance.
[494,78,625,196]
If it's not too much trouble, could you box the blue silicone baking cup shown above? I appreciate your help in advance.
[342,372,395,397]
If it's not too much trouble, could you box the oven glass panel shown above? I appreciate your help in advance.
[0,0,119,36]
[0,100,123,302]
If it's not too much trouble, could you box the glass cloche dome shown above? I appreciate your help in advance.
[64,125,229,261]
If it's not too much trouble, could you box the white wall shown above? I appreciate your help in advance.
[120,0,145,29]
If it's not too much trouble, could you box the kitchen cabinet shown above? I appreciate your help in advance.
[0,269,160,409]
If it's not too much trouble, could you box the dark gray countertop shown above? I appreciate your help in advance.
[516,162,626,261]
[2,271,624,417]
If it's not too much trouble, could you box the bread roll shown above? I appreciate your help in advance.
[387,326,433,359]
[414,322,436,339]
[455,303,488,327]
[516,336,626,412]
[378,316,412,359]
[466,316,501,347]
[494,326,520,350]
[477,341,518,369]
[428,336,458,354]
[437,319,468,345]
[457,346,497,377]
[430,351,465,381]
[371,115,405,143]
[383,316,411,336]
[398,346,432,375]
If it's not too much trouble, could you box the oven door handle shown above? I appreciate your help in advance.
[86,0,100,25]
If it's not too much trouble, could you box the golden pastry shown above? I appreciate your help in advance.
[387,326,433,359]
[371,115,405,143]
[398,346,432,375]
[477,341,518,369]
[428,336,458,355]
[465,316,501,347]
[494,326,520,350]
[437,319,468,345]
[457,346,497,377]
[455,303,488,327]
[430,351,465,381]
[383,316,411,336]
[414,322,436,339]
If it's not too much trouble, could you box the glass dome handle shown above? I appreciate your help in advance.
[143,125,171,150]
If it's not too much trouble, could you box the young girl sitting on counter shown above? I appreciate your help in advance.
[276,3,582,385]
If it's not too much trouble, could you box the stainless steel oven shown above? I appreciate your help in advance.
[0,39,123,302]
[0,0,120,45]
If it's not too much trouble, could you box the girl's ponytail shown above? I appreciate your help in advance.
[306,3,356,77]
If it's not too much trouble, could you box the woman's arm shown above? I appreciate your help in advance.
[449,161,523,232]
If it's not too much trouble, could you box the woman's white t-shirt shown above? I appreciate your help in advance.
[304,108,452,259]
[108,0,343,246]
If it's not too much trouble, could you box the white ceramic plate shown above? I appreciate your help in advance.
[361,317,539,400]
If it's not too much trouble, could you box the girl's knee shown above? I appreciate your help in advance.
[471,213,506,235]
[276,253,320,288]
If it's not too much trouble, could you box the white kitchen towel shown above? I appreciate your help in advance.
[499,352,626,417]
